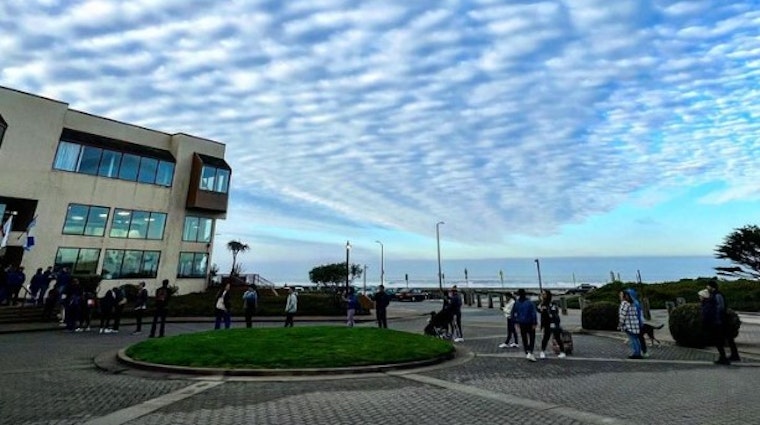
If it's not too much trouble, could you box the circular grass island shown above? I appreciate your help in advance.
[123,326,455,375]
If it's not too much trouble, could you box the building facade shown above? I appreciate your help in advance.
[0,86,230,294]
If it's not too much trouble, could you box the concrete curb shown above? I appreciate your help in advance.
[115,346,458,377]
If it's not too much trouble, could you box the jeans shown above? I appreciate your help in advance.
[245,306,256,328]
[519,324,536,353]
[214,308,231,329]
[346,308,355,327]
[541,325,565,353]
[376,309,388,328]
[505,318,518,344]
[150,308,167,337]
[626,331,642,356]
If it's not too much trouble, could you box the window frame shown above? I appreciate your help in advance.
[102,249,161,280]
[109,208,167,240]
[62,203,110,237]
[177,252,208,278]
[182,216,213,242]
[54,247,101,275]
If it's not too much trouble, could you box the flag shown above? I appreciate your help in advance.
[0,216,13,248]
[22,216,37,251]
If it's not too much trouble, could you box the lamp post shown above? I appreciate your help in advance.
[534,258,543,293]
[345,241,351,292]
[375,240,384,287]
[436,221,444,291]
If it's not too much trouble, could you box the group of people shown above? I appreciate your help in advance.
[212,282,261,329]
[699,279,741,365]
[499,289,568,361]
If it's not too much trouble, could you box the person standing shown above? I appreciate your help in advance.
[538,290,567,359]
[498,292,519,348]
[512,288,538,362]
[706,279,740,363]
[63,278,83,332]
[8,266,26,306]
[344,287,359,327]
[39,266,54,306]
[284,286,297,327]
[243,284,258,328]
[132,282,148,335]
[111,286,126,333]
[149,279,171,338]
[448,286,464,342]
[30,268,45,305]
[214,283,232,329]
[374,285,391,328]
[619,289,643,359]
[98,286,116,334]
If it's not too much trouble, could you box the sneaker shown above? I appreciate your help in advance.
[539,351,546,359]
[104,329,113,334]
[558,352,566,358]
[509,343,519,348]
[628,355,644,359]
[728,355,741,362]
[74,328,83,332]
[527,353,537,362]
[642,352,650,358]
[453,337,464,343]
[498,343,509,348]
[714,358,731,365]
[111,329,119,333]
[99,328,104,334]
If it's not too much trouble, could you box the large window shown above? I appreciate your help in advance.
[200,165,230,193]
[62,204,109,236]
[182,216,213,242]
[102,249,160,279]
[109,208,166,240]
[55,248,101,274]
[177,252,208,278]
[52,139,174,187]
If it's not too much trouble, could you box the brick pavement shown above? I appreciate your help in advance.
[1,308,759,425]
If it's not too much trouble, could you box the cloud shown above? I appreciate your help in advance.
[2,0,760,261]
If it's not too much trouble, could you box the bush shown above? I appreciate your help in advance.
[668,303,741,348]
[581,301,619,330]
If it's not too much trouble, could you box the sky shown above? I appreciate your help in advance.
[2,0,759,282]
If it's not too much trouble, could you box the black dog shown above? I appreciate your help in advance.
[641,323,664,346]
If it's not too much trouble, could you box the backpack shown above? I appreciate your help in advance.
[156,287,168,303]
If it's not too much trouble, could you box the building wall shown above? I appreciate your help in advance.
[0,86,228,294]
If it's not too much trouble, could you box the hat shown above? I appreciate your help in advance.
[707,279,719,289]
[698,289,710,300]
[516,288,526,297]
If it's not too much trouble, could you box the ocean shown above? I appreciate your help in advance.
[253,255,727,289]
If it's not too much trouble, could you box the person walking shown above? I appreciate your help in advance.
[132,281,148,335]
[98,286,116,334]
[706,279,740,363]
[498,292,519,348]
[344,287,359,327]
[538,290,567,359]
[284,286,297,327]
[512,289,538,361]
[214,283,232,330]
[627,288,649,358]
[374,285,391,328]
[619,289,643,359]
[243,284,258,328]
[448,286,464,342]
[149,279,171,338]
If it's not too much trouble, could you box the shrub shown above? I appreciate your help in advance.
[669,303,741,348]
[581,301,619,330]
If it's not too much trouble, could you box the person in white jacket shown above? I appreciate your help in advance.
[284,286,298,327]
[498,292,519,348]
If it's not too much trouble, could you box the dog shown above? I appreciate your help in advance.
[641,323,664,346]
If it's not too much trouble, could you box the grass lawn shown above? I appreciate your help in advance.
[125,326,454,369]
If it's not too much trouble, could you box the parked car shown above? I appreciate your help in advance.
[394,288,428,302]
[566,284,596,295]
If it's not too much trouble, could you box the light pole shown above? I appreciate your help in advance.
[375,240,384,287]
[363,264,367,294]
[534,258,543,293]
[345,241,351,292]
[436,221,444,291]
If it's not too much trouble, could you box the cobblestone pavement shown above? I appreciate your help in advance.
[1,308,759,425]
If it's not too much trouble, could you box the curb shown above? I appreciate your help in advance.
[115,347,458,377]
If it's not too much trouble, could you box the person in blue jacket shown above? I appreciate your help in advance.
[511,288,538,362]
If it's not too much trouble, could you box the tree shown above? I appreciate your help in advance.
[226,240,250,276]
[714,225,760,279]
[309,262,364,288]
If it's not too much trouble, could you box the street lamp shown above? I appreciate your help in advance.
[534,258,543,293]
[436,221,444,291]
[375,240,384,287]
[345,241,351,292]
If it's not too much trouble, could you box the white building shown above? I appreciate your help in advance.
[0,86,230,294]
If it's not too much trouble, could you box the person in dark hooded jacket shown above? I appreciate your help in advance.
[511,288,538,362]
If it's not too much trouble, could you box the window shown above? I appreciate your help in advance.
[177,252,208,278]
[200,165,230,194]
[182,216,214,242]
[55,248,101,274]
[62,204,109,236]
[109,208,166,240]
[0,114,7,149]
[103,249,161,279]
[52,130,175,187]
